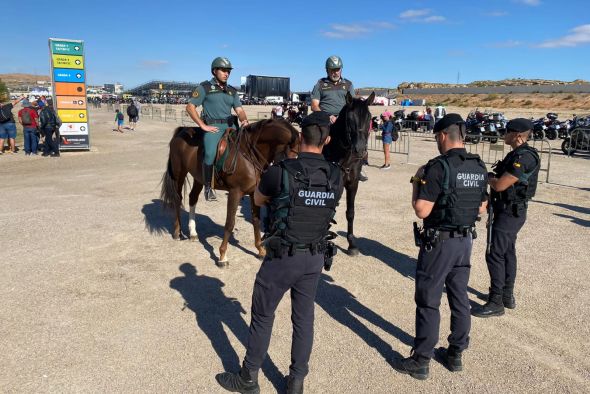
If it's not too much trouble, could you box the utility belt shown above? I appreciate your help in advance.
[263,234,337,270]
[203,115,236,127]
[493,200,528,217]
[413,223,476,252]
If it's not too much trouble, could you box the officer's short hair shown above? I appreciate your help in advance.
[302,124,330,147]
[441,124,463,141]
[434,113,465,141]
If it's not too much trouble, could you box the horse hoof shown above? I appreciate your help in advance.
[190,235,197,242]
[347,247,360,256]
[216,260,229,268]
[173,235,181,241]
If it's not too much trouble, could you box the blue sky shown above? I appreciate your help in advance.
[2,0,589,91]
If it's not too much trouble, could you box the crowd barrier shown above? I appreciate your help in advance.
[563,128,590,157]
[367,131,411,164]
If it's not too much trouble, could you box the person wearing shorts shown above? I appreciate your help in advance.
[115,110,124,132]
[380,112,393,170]
[0,96,25,154]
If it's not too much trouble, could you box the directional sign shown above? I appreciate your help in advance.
[54,82,86,96]
[53,68,85,83]
[59,122,89,134]
[58,109,87,123]
[56,96,87,109]
[50,40,84,56]
[52,54,84,69]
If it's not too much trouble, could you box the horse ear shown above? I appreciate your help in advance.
[366,92,375,106]
[346,91,353,105]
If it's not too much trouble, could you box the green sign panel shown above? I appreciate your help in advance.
[50,40,84,56]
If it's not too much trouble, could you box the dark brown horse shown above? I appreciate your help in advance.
[160,119,299,266]
[323,92,375,256]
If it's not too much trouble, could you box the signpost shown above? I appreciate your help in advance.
[49,38,89,150]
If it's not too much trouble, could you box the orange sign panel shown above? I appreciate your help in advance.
[56,95,87,109]
[55,82,86,96]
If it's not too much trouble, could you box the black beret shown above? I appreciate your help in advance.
[506,118,533,133]
[433,113,464,133]
[301,111,331,129]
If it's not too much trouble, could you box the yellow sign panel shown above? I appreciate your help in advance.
[52,54,84,69]
[58,109,88,123]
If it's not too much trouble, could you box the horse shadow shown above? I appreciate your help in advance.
[315,274,409,365]
[141,199,259,261]
[535,200,590,215]
[170,263,285,392]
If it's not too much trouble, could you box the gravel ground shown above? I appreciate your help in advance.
[1,108,588,393]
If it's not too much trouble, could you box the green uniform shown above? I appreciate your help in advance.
[311,77,354,116]
[189,78,242,165]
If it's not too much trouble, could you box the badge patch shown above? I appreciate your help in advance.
[192,90,200,98]
[513,162,521,168]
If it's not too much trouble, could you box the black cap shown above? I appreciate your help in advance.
[433,113,464,133]
[301,111,331,129]
[506,118,533,133]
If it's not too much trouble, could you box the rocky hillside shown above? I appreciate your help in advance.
[0,73,50,89]
[397,79,589,90]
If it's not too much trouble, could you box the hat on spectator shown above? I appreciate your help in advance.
[381,111,392,119]
[506,118,534,133]
[301,111,331,129]
[22,99,31,107]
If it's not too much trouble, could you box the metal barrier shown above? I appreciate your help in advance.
[400,120,435,135]
[465,135,552,183]
[257,111,271,120]
[141,105,152,118]
[153,107,162,120]
[368,131,411,163]
[165,108,177,121]
[564,128,590,157]
[181,110,196,126]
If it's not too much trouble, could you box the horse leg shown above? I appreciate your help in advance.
[188,181,204,242]
[249,192,265,259]
[173,170,187,240]
[345,183,360,256]
[218,188,243,267]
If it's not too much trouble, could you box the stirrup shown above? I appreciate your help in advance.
[205,187,217,201]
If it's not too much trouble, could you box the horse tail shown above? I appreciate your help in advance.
[160,149,182,211]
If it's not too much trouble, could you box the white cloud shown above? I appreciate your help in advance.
[517,0,541,5]
[399,8,445,23]
[489,40,524,48]
[139,60,169,69]
[321,22,395,39]
[400,9,431,19]
[536,24,590,48]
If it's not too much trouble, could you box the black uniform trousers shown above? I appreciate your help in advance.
[414,235,472,360]
[486,206,527,296]
[243,249,324,379]
[42,127,59,155]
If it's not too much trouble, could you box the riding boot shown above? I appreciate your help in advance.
[286,375,304,394]
[203,164,217,202]
[503,284,516,309]
[215,365,260,394]
[472,293,505,318]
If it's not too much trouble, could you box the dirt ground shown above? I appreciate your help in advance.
[1,107,589,393]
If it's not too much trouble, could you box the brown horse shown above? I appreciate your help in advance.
[160,119,299,266]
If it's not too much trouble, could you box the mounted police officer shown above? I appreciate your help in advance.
[472,118,540,318]
[311,56,368,182]
[394,114,488,380]
[215,111,342,394]
[186,57,250,201]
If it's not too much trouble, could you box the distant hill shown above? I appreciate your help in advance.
[0,73,51,89]
[397,78,589,90]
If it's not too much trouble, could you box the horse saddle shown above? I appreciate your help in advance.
[214,127,240,174]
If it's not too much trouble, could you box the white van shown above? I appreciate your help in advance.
[265,96,284,105]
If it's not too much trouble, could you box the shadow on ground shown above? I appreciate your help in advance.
[170,263,285,392]
[141,199,259,261]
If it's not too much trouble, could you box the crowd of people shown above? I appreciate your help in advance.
[0,95,61,157]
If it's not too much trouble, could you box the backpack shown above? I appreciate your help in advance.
[117,112,124,120]
[21,109,33,126]
[127,104,138,117]
[392,129,399,142]
[0,106,12,123]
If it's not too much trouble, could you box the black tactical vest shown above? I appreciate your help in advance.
[424,151,487,230]
[267,156,342,248]
[494,144,540,204]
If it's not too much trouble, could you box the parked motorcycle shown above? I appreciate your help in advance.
[465,111,483,144]
[393,109,405,131]
[561,127,590,156]
[531,118,547,140]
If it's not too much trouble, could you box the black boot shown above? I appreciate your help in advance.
[503,285,516,309]
[286,375,304,394]
[202,164,217,201]
[393,354,430,380]
[215,366,260,394]
[472,294,505,318]
[441,346,463,372]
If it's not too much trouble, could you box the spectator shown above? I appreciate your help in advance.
[126,102,139,130]
[115,109,124,132]
[434,104,446,122]
[380,112,393,170]
[133,98,141,122]
[425,107,434,132]
[38,100,60,157]
[0,95,25,154]
[274,104,284,119]
[18,99,39,156]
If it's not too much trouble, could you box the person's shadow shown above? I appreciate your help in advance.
[141,199,259,261]
[316,274,411,365]
[170,263,284,391]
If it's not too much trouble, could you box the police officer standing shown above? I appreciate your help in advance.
[472,119,540,318]
[186,57,250,202]
[215,111,342,394]
[311,56,368,182]
[394,114,488,380]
